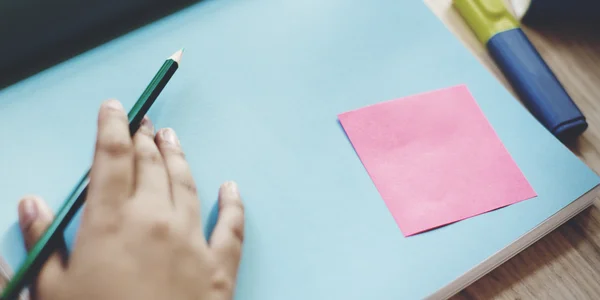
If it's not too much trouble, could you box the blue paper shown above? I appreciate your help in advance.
[0,0,597,299]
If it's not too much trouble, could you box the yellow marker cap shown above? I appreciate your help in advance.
[453,0,519,44]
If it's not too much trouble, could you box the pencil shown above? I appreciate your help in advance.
[0,49,183,300]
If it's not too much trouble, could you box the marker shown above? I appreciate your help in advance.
[453,0,587,143]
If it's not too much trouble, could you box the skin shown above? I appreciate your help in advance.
[16,99,245,300]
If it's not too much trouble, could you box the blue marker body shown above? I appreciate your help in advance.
[487,28,587,142]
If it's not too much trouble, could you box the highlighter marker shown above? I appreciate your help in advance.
[453,0,587,143]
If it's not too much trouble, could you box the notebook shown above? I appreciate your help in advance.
[0,0,598,299]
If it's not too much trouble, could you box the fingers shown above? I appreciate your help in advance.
[209,182,245,277]
[155,128,200,226]
[88,99,135,209]
[132,117,170,206]
[17,196,65,281]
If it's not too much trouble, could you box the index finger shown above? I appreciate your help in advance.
[87,99,135,212]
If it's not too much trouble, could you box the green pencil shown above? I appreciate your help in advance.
[0,49,183,300]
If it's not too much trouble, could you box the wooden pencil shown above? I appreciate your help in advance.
[0,49,183,300]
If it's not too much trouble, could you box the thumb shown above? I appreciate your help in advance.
[17,196,65,292]
[18,196,55,251]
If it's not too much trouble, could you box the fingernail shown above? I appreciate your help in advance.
[18,198,38,229]
[104,99,123,111]
[223,181,240,197]
[162,128,180,146]
[141,116,154,131]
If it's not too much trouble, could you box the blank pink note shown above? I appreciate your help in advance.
[338,85,536,236]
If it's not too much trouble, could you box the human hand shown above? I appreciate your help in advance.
[16,99,245,300]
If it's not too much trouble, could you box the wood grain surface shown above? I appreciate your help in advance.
[425,1,600,299]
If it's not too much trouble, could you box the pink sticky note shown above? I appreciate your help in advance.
[338,85,536,236]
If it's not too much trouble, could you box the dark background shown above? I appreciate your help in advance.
[0,0,199,89]
[522,0,600,27]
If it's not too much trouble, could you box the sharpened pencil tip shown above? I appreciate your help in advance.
[169,49,184,64]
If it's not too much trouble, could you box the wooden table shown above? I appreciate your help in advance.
[1,2,598,299]
[425,1,600,299]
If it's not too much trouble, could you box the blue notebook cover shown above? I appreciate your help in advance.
[0,0,598,299]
